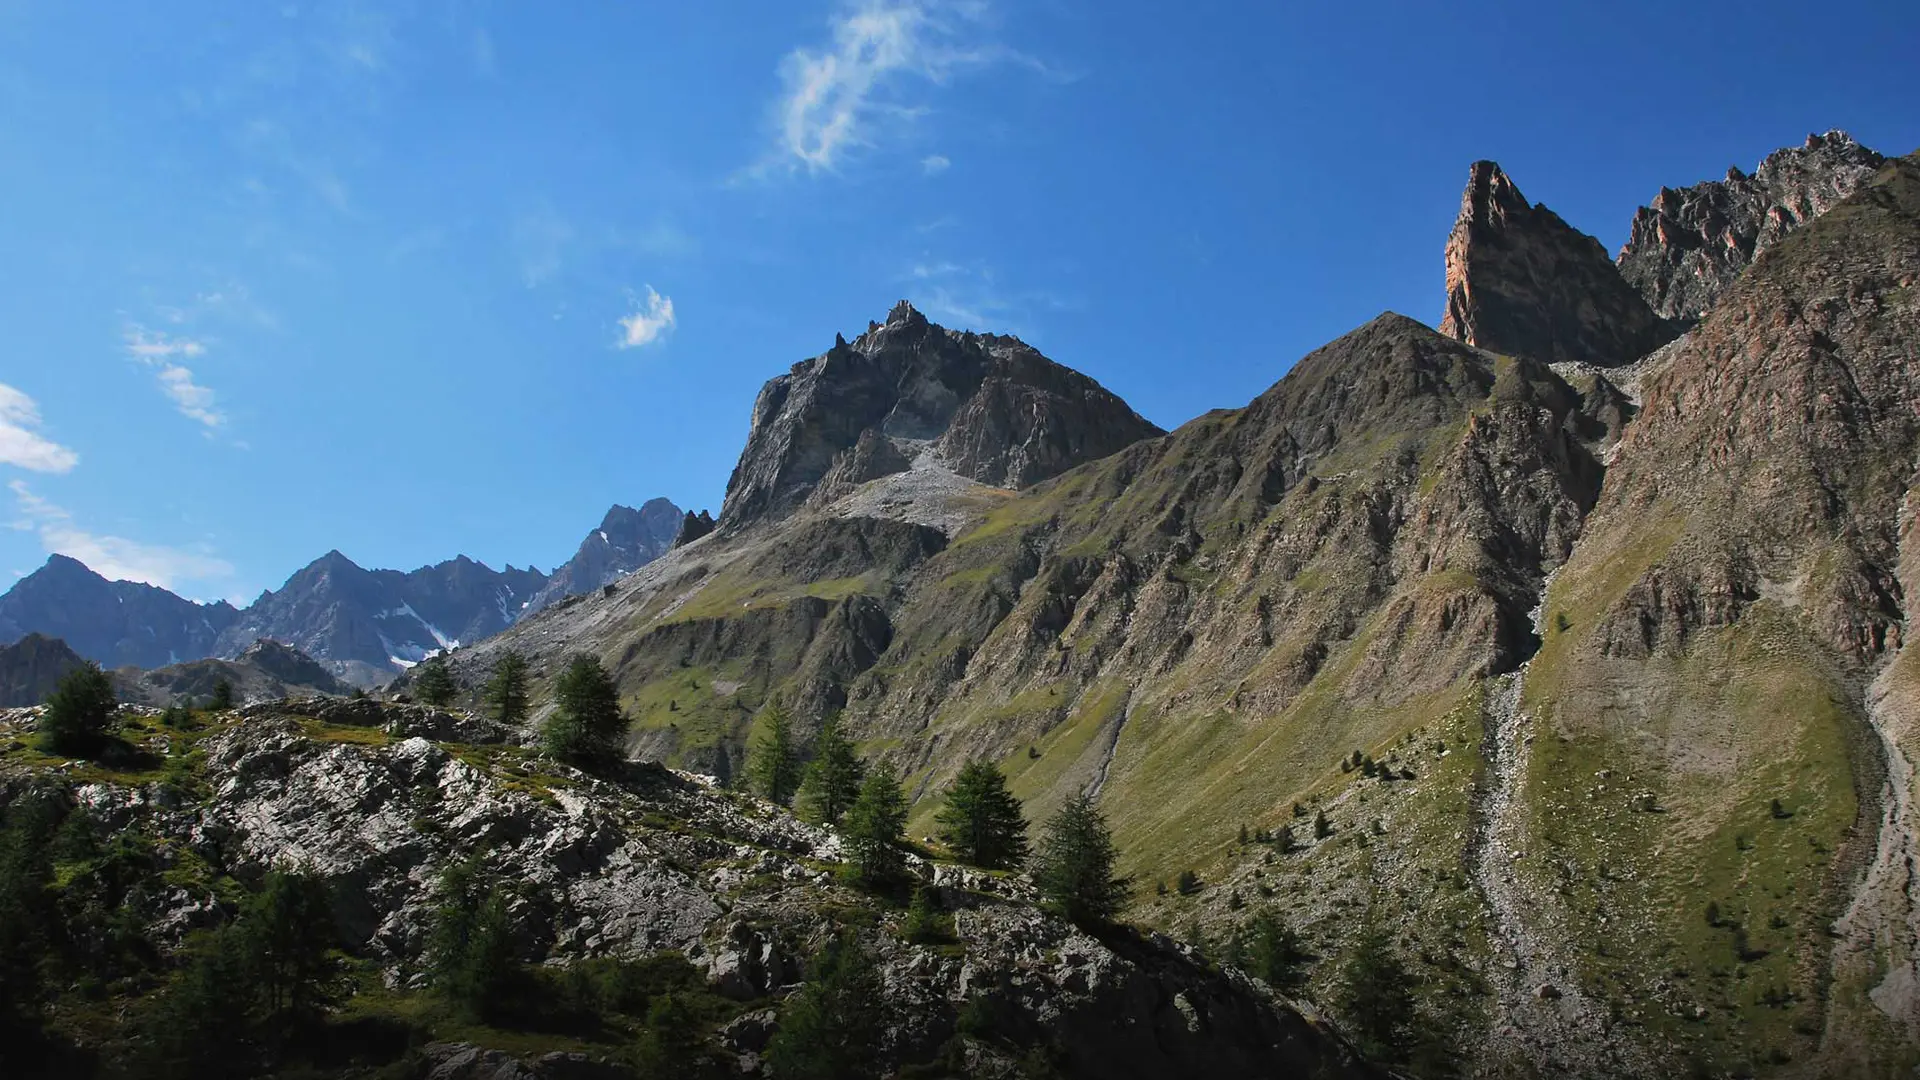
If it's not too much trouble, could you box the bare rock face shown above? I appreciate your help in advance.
[718,301,1162,531]
[1617,130,1886,324]
[1439,161,1676,367]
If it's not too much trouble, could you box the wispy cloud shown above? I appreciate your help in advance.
[0,385,79,474]
[513,207,575,288]
[921,154,950,175]
[769,1,1029,174]
[10,480,233,592]
[155,366,225,429]
[617,287,677,349]
[123,328,228,431]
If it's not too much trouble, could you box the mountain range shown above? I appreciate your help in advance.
[425,130,1920,1076]
[1,128,1913,1077]
[0,498,684,684]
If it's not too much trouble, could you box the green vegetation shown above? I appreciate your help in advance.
[37,664,118,758]
[414,656,457,707]
[763,933,885,1080]
[747,701,801,805]
[485,651,531,724]
[842,764,909,891]
[796,713,864,826]
[208,677,235,711]
[540,654,627,766]
[1032,794,1129,926]
[934,759,1029,870]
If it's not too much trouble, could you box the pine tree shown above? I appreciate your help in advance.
[747,702,801,805]
[541,654,627,765]
[901,886,951,945]
[239,869,341,1021]
[842,764,909,890]
[1031,794,1130,926]
[1314,810,1333,839]
[763,933,884,1080]
[484,651,531,724]
[796,714,865,826]
[413,656,456,707]
[935,759,1029,870]
[38,663,117,757]
[1244,907,1311,993]
[427,859,519,1023]
[1335,914,1416,1060]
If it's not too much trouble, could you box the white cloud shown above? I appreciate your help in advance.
[0,384,79,474]
[155,365,226,429]
[124,328,207,361]
[618,287,676,349]
[921,154,950,174]
[123,328,227,430]
[9,480,234,591]
[772,2,1012,172]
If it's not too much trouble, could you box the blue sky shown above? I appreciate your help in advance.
[1,0,1916,604]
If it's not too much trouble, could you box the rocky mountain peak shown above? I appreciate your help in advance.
[1439,160,1676,367]
[522,497,683,615]
[719,304,1163,532]
[1616,129,1886,323]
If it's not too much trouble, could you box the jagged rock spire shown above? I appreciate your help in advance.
[1438,160,1675,368]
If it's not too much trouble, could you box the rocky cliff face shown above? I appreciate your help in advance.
[1617,130,1886,323]
[0,555,239,670]
[0,632,88,707]
[718,301,1163,532]
[1439,161,1676,367]
[525,499,683,615]
[0,699,1380,1079]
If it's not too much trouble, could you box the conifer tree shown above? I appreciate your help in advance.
[747,702,802,805]
[1244,907,1311,993]
[1335,913,1417,1060]
[413,656,456,707]
[842,763,908,890]
[240,869,341,1020]
[1031,794,1130,926]
[38,663,117,757]
[541,654,626,765]
[796,713,864,826]
[208,677,236,711]
[427,859,519,1023]
[763,933,884,1080]
[484,651,531,724]
[935,759,1029,870]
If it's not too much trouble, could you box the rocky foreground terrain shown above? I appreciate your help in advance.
[0,698,1376,1079]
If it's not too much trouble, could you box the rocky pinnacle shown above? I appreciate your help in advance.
[1439,161,1676,368]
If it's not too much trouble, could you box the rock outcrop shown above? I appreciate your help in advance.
[670,509,715,548]
[1617,130,1886,323]
[718,300,1162,531]
[1439,161,1676,367]
[524,499,683,615]
[0,700,1380,1079]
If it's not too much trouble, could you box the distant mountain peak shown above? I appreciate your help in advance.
[719,304,1162,531]
[523,498,684,616]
